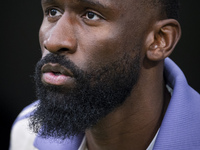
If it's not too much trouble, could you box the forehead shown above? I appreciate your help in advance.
[41,0,141,9]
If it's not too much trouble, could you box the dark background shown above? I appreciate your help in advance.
[1,1,200,149]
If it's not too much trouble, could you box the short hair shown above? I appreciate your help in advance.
[160,0,180,20]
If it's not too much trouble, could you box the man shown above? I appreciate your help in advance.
[10,0,200,149]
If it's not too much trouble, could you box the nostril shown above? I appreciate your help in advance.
[43,36,76,54]
[58,48,70,53]
[44,43,70,54]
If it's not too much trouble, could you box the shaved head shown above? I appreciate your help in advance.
[147,0,180,19]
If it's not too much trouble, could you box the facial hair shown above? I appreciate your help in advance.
[29,52,141,140]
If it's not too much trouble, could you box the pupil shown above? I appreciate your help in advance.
[88,12,95,19]
[50,9,57,16]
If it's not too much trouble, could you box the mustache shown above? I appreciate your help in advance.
[36,53,83,78]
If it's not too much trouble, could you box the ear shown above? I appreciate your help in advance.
[145,19,181,61]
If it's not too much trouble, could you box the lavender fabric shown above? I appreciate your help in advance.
[12,58,200,149]
[153,58,200,149]
[34,134,84,150]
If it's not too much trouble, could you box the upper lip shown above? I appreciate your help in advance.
[41,63,74,77]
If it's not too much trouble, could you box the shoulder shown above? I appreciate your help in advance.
[9,101,39,150]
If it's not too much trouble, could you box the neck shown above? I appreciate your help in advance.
[85,61,170,150]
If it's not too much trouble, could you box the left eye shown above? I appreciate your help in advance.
[85,11,100,20]
[47,8,62,17]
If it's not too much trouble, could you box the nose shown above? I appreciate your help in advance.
[43,15,77,54]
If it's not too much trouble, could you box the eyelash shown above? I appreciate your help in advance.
[45,8,62,17]
[83,11,102,21]
[44,7,104,23]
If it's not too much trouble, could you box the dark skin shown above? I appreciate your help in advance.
[40,0,181,149]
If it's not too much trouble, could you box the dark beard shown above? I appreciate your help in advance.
[29,52,141,140]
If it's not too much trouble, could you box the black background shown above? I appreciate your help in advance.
[1,1,200,149]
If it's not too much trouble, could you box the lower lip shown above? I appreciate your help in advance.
[42,72,73,86]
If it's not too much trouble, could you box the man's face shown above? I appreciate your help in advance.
[39,0,150,72]
[30,0,152,139]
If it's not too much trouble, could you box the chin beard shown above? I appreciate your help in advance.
[29,52,141,140]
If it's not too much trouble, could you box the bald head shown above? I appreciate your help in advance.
[147,0,180,20]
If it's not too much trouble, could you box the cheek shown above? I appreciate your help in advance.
[76,26,129,68]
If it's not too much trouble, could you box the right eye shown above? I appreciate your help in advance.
[46,8,62,17]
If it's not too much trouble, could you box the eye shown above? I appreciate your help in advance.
[46,8,62,17]
[85,11,101,21]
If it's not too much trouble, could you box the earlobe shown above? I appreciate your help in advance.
[146,19,181,61]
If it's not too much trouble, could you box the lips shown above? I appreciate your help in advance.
[41,63,74,86]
